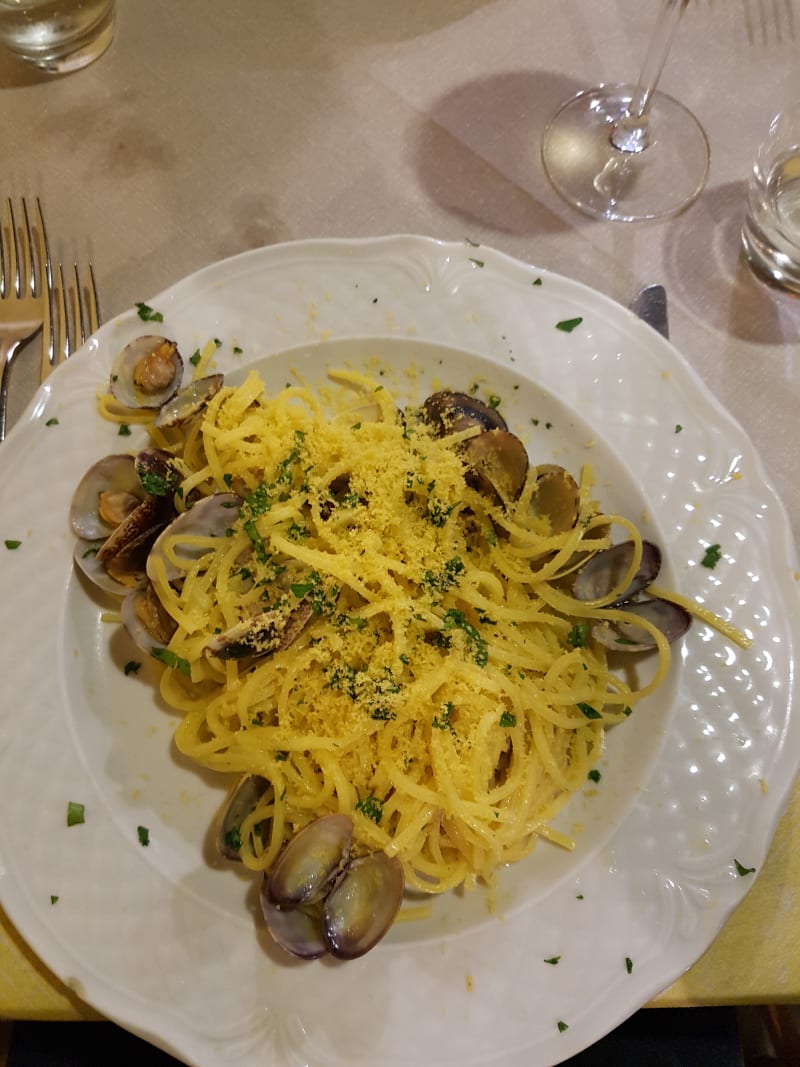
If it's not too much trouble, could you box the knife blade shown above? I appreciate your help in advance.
[628,283,669,340]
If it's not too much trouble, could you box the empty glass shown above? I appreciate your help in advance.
[542,0,709,222]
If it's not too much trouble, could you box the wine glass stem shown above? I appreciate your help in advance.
[611,0,691,154]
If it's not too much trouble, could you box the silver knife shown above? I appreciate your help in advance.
[628,283,669,340]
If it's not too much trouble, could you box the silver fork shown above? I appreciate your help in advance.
[0,197,48,441]
[42,260,100,382]
[744,0,796,44]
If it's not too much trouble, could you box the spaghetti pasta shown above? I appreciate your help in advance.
[123,367,673,893]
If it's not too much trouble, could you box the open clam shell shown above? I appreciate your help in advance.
[215,774,271,861]
[146,492,242,584]
[121,583,178,654]
[203,599,314,661]
[573,540,662,605]
[592,598,692,651]
[154,374,224,429]
[530,464,580,534]
[70,454,145,541]
[109,335,183,410]
[422,390,508,436]
[462,428,529,504]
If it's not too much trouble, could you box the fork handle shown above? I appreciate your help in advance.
[0,338,23,443]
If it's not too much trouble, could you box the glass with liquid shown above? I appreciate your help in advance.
[0,0,114,73]
[742,103,800,295]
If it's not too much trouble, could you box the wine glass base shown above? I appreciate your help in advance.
[542,84,710,222]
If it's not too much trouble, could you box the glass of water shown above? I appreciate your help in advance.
[0,0,115,74]
[741,102,800,295]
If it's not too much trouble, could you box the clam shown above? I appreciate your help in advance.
[215,774,271,861]
[73,538,135,596]
[261,813,404,961]
[70,454,146,541]
[203,598,314,660]
[109,335,183,409]
[261,897,328,959]
[592,598,691,651]
[572,540,691,650]
[155,374,224,429]
[121,581,178,653]
[322,851,405,960]
[96,493,174,569]
[573,540,662,604]
[134,447,182,498]
[461,428,529,504]
[529,465,580,534]
[268,813,352,906]
[146,492,242,584]
[422,391,508,436]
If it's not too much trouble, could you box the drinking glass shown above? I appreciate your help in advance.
[0,0,115,74]
[741,102,800,294]
[541,0,709,222]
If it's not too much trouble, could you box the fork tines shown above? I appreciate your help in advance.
[48,261,100,375]
[0,197,48,302]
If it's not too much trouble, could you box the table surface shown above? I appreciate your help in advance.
[0,0,798,1024]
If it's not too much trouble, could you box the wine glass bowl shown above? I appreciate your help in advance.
[541,2,710,223]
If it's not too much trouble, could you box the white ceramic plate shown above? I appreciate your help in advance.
[0,236,797,1067]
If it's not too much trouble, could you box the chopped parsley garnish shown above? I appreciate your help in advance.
[66,801,85,826]
[137,826,150,847]
[625,957,634,974]
[675,424,683,434]
[499,711,517,728]
[587,768,602,783]
[150,647,191,676]
[566,622,590,648]
[356,795,383,824]
[577,701,602,720]
[425,497,457,527]
[225,826,243,853]
[442,609,488,667]
[700,543,722,569]
[556,316,583,333]
[544,956,561,965]
[50,895,59,905]
[422,556,465,596]
[136,463,179,497]
[244,482,272,517]
[533,277,543,286]
[233,345,243,355]
[4,539,21,550]
[557,1021,569,1033]
[135,301,163,323]
[290,571,337,614]
[432,701,457,734]
[469,257,485,268]
[487,394,501,409]
[734,858,756,877]
[45,417,59,427]
[118,423,131,436]
[189,350,201,366]
[123,660,141,676]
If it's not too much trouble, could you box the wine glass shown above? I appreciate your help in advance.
[541,0,710,222]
